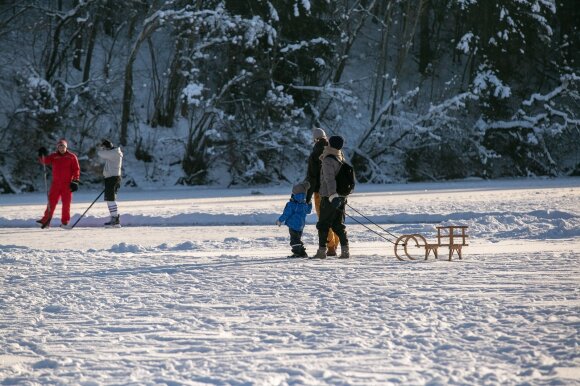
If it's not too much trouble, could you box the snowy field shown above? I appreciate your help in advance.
[1,178,579,385]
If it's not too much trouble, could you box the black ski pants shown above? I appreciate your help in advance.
[104,176,121,201]
[316,197,348,248]
[289,229,305,253]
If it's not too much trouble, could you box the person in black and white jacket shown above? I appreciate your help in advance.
[312,135,350,259]
[98,139,123,227]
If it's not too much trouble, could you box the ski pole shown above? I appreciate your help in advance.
[41,155,52,226]
[69,189,105,230]
[42,159,49,197]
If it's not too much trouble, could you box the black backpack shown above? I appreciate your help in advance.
[328,155,356,196]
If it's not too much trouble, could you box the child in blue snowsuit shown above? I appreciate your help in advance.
[277,181,312,258]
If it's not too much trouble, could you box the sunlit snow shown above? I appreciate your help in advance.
[1,178,579,384]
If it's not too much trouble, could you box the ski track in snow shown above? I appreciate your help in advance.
[0,246,578,385]
[0,178,579,384]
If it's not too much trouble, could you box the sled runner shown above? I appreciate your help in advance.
[394,226,469,261]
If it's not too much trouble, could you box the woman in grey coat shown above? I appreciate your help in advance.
[304,128,340,255]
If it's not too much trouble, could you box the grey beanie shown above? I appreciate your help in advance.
[312,127,327,140]
[292,181,311,195]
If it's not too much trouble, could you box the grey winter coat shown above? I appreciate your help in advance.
[318,147,344,198]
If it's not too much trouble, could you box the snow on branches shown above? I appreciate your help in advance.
[472,64,511,99]
[475,73,579,176]
[482,73,579,135]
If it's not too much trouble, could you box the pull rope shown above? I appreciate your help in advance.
[344,211,396,244]
[345,202,401,240]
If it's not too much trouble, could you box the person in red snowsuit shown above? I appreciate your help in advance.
[37,139,80,228]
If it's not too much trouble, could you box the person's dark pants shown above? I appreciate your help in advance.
[104,176,121,201]
[289,229,305,254]
[316,197,348,248]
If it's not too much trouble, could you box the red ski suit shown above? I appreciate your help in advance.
[39,151,80,224]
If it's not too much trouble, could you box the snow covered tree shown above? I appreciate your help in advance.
[0,0,578,191]
[452,0,558,118]
[478,74,580,176]
[120,1,339,185]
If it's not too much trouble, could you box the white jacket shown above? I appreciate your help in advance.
[97,147,123,178]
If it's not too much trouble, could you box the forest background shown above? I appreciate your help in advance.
[0,0,578,194]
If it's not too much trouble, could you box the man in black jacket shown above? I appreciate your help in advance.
[304,128,339,256]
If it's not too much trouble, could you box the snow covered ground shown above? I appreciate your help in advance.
[1,178,579,385]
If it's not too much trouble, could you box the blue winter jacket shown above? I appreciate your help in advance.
[278,192,312,232]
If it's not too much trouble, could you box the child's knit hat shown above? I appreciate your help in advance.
[292,181,311,195]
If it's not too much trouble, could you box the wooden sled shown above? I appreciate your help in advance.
[394,226,469,261]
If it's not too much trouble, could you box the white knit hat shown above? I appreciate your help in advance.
[312,127,327,140]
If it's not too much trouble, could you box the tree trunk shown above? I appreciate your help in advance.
[370,3,393,123]
[45,1,97,81]
[82,16,99,83]
[332,0,377,84]
[120,15,160,146]
[162,40,186,127]
[73,28,82,71]
[419,0,431,74]
[149,37,185,128]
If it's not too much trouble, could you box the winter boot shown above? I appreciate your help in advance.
[338,245,350,259]
[289,246,308,258]
[104,215,121,228]
[36,219,50,229]
[288,251,308,258]
[60,222,70,229]
[310,248,327,259]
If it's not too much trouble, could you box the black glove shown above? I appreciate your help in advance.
[70,180,79,192]
[38,147,48,157]
[331,196,345,209]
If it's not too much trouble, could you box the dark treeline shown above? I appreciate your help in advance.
[0,0,578,193]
